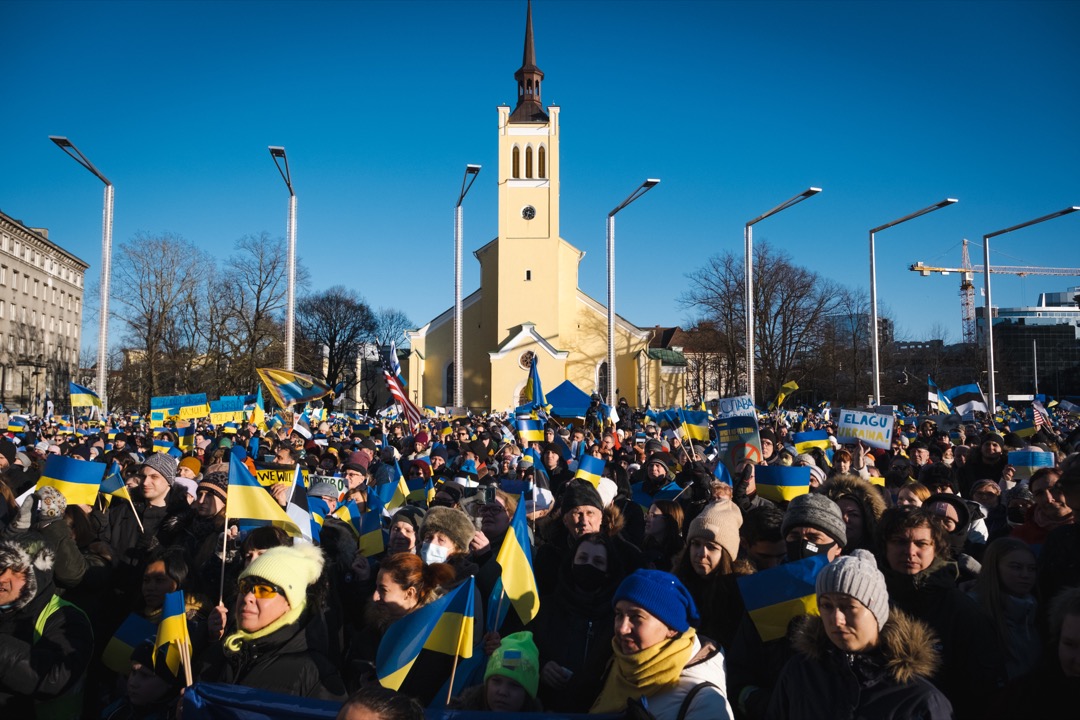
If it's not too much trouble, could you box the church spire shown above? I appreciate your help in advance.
[509,0,548,123]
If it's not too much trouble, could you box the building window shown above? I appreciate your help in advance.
[23,275,28,293]
[33,279,38,298]
[538,145,546,178]
[512,146,520,179]
[0,266,5,285]
[525,146,533,178]
[21,307,26,323]
[525,270,531,281]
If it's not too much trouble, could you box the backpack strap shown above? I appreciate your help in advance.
[676,681,719,720]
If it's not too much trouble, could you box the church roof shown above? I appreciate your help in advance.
[647,348,688,367]
[509,0,548,124]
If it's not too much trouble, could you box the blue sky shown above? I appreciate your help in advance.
[2,0,1078,355]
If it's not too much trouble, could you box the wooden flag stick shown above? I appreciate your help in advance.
[178,640,193,687]
[217,512,229,606]
[125,493,145,534]
[445,614,471,707]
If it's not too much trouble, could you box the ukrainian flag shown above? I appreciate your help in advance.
[256,367,332,408]
[406,477,434,506]
[100,461,131,501]
[7,417,28,433]
[150,410,167,428]
[754,465,811,503]
[487,498,539,631]
[102,613,156,673]
[523,356,550,414]
[154,590,191,677]
[737,554,829,642]
[678,409,711,443]
[358,507,385,557]
[574,454,605,489]
[1009,419,1038,439]
[69,381,102,408]
[36,455,106,505]
[793,429,831,455]
[773,380,799,409]
[516,418,544,444]
[222,422,238,435]
[153,438,175,455]
[630,480,683,511]
[372,473,409,511]
[175,424,195,452]
[377,576,476,691]
[226,453,303,537]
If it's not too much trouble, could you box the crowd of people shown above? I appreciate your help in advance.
[1,399,1079,719]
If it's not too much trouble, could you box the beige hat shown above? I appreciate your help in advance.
[686,499,743,560]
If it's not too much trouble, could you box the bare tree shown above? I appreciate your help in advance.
[111,232,207,406]
[295,286,376,391]
[373,307,413,348]
[679,253,746,394]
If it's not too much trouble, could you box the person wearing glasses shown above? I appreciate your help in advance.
[202,543,346,701]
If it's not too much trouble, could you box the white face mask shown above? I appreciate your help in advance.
[419,542,450,565]
[941,458,954,467]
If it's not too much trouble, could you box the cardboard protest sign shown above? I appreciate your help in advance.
[836,408,894,450]
[1009,450,1055,481]
[713,414,762,477]
[713,394,758,419]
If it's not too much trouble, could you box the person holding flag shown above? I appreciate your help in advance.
[200,542,346,700]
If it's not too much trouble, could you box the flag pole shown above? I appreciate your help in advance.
[218,509,230,606]
[445,615,470,706]
[178,639,193,687]
[125,493,145,534]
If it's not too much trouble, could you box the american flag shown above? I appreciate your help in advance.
[383,365,422,430]
[1032,400,1051,428]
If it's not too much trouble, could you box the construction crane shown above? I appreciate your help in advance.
[910,238,1080,344]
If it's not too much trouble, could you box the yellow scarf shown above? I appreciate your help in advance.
[590,629,697,714]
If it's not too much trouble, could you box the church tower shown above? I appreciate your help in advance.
[478,0,579,345]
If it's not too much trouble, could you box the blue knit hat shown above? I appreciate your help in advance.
[612,569,699,633]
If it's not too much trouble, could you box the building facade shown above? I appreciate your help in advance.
[405,5,685,412]
[0,210,87,414]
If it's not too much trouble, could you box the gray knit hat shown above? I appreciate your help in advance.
[816,549,890,630]
[782,493,848,548]
[140,453,178,485]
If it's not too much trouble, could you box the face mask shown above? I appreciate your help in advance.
[1007,506,1027,526]
[941,458,954,467]
[786,538,836,562]
[419,542,450,565]
[571,563,607,592]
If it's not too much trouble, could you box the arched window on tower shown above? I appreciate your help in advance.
[445,363,455,405]
[538,146,546,178]
[525,146,533,179]
[597,362,609,403]
[512,146,520,179]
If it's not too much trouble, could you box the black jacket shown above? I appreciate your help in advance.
[767,610,952,720]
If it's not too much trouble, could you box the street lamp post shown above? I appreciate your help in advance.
[744,187,821,404]
[269,147,296,371]
[49,136,113,416]
[983,206,1079,410]
[869,198,957,406]
[607,179,660,404]
[454,164,481,409]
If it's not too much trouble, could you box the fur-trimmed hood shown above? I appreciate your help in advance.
[0,534,55,614]
[792,608,940,685]
[820,473,887,520]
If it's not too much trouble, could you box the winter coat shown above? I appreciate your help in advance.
[819,473,887,552]
[198,611,346,702]
[882,557,1006,719]
[766,610,952,720]
[0,534,95,719]
[616,635,734,720]
[528,565,617,712]
[725,613,806,720]
[1036,522,1080,616]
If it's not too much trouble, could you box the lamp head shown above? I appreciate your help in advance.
[465,164,481,175]
[268,146,286,158]
[49,136,73,148]
[644,178,660,188]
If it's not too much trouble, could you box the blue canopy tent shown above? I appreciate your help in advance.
[546,380,592,418]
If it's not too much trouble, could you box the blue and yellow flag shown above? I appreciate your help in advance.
[175,424,195,452]
[6,416,28,434]
[574,454,605,489]
[69,382,102,408]
[102,613,156,674]
[678,409,711,443]
[772,380,799,409]
[754,465,811,503]
[487,497,539,631]
[36,455,106,505]
[377,576,476,691]
[100,461,131,501]
[516,418,545,444]
[153,438,175,455]
[630,481,683,511]
[226,453,302,537]
[372,470,410,511]
[256,367,331,408]
[523,357,549,415]
[154,590,191,677]
[357,507,386,557]
[792,429,831,455]
[737,554,829,641]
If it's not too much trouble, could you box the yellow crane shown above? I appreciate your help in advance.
[910,238,1080,344]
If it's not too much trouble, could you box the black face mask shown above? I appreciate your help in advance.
[571,563,607,592]
[786,538,836,562]
[1007,506,1027,526]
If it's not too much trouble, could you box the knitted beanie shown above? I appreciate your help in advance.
[178,456,202,476]
[686,500,743,560]
[239,542,325,613]
[420,506,476,553]
[142,453,178,485]
[485,631,541,699]
[612,569,700,633]
[782,493,848,548]
[560,480,604,513]
[815,549,890,630]
[198,471,229,503]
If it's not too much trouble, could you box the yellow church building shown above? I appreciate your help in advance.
[405,3,686,413]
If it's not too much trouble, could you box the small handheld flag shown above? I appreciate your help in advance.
[36,455,107,506]
[154,590,193,685]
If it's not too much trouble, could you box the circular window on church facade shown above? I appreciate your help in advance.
[519,350,536,370]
